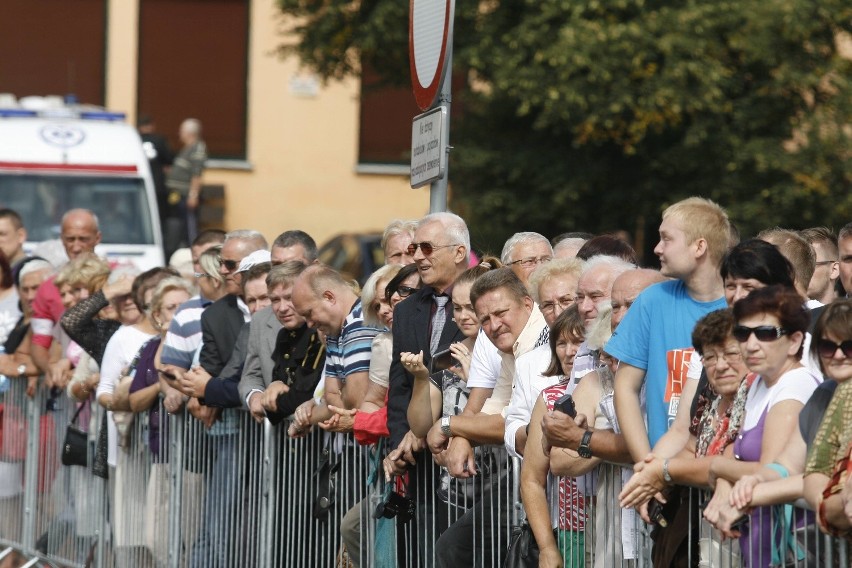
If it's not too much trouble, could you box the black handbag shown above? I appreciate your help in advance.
[61,402,88,467]
[504,522,540,568]
[92,411,109,479]
[312,443,339,522]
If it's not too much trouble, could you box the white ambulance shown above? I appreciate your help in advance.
[0,95,164,270]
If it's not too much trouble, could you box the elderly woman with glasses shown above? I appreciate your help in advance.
[702,285,820,568]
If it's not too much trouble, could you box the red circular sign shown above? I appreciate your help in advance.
[409,0,454,111]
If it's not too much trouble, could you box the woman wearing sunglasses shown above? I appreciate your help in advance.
[703,285,820,567]
[801,300,852,537]
[723,300,852,542]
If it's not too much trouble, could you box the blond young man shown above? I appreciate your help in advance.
[609,197,731,462]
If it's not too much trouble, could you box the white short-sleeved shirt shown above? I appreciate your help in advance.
[504,344,562,458]
[96,325,155,467]
[742,366,822,430]
[467,328,502,389]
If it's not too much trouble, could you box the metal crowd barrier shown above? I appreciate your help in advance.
[552,463,850,568]
[3,379,851,568]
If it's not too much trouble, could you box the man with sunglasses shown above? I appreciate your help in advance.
[198,230,268,379]
[184,231,267,568]
[384,212,469,566]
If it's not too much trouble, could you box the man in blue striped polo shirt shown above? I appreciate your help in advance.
[289,264,381,432]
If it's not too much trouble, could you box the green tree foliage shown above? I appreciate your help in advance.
[277,0,852,256]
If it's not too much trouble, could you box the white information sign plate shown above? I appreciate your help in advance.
[410,108,446,188]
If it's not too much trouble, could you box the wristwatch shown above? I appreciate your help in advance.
[16,364,26,377]
[663,459,673,483]
[578,430,593,458]
[440,416,452,437]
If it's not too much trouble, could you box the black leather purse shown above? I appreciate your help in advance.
[504,522,540,568]
[61,402,88,467]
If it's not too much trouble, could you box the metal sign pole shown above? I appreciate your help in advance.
[429,47,451,214]
[410,0,455,211]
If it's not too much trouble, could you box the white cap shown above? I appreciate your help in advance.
[236,250,271,273]
[169,247,194,276]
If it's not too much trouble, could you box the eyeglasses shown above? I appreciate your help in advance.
[507,255,552,269]
[218,256,239,271]
[395,285,419,298]
[814,260,838,266]
[817,339,852,359]
[540,295,574,314]
[702,350,744,367]
[406,242,459,256]
[732,325,789,343]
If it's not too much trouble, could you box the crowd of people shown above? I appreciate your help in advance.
[0,200,851,568]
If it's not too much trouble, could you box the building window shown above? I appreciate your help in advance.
[138,0,249,160]
[358,64,421,166]
[0,0,106,105]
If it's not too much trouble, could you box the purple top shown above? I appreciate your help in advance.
[129,338,167,462]
[733,405,773,568]
[733,390,813,568]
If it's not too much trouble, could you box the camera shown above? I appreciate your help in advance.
[373,491,416,523]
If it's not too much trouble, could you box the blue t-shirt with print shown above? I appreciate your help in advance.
[605,279,726,446]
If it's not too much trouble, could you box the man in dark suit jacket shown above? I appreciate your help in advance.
[385,213,470,566]
[386,213,471,456]
[177,232,267,567]
[180,257,272,407]
[197,232,267,375]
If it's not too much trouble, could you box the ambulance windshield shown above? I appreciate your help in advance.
[0,175,155,245]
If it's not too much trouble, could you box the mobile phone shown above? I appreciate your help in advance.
[647,497,669,527]
[429,348,454,373]
[157,368,177,381]
[554,393,577,418]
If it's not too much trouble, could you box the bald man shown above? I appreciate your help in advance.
[31,209,102,377]
[289,264,381,432]
[610,268,668,330]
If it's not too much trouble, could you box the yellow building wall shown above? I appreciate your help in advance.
[105,0,430,247]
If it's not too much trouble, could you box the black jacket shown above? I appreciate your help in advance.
[386,286,463,448]
[200,294,245,378]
